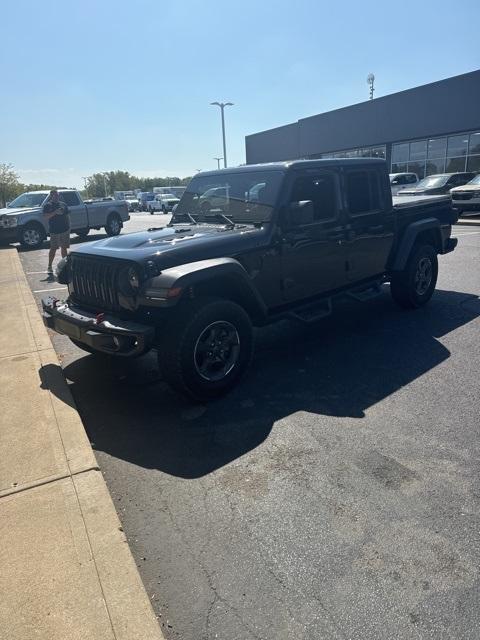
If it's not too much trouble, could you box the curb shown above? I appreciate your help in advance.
[0,248,164,640]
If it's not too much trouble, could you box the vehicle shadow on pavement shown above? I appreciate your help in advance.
[55,288,480,479]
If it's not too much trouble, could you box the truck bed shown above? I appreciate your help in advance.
[392,193,455,225]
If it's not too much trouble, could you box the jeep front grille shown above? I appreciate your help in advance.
[70,255,121,311]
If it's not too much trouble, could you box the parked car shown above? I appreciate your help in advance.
[125,196,140,212]
[137,192,155,211]
[397,172,475,196]
[389,172,418,195]
[43,158,457,401]
[198,186,229,211]
[450,174,480,216]
[148,193,180,214]
[0,189,129,249]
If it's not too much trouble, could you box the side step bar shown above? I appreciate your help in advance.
[272,281,384,325]
[285,298,333,324]
[346,282,383,302]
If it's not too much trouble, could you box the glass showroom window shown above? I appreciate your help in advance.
[469,132,480,154]
[392,143,409,164]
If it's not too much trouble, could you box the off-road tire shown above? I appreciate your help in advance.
[390,244,438,309]
[157,297,254,401]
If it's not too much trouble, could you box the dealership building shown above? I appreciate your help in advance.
[245,70,480,179]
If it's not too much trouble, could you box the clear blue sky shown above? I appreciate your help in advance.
[1,0,479,188]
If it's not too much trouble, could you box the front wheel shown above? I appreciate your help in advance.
[105,213,122,236]
[390,244,438,309]
[158,298,254,401]
[19,222,46,249]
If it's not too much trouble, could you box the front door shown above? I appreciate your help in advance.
[60,191,88,230]
[343,168,395,283]
[281,170,348,302]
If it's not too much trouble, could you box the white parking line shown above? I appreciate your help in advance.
[33,287,67,293]
[26,271,49,275]
[455,231,480,236]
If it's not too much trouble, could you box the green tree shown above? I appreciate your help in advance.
[84,170,192,197]
[0,163,21,207]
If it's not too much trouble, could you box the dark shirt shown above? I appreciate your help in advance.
[43,200,70,234]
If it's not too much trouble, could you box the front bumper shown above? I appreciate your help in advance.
[453,201,480,212]
[443,237,458,254]
[42,296,155,356]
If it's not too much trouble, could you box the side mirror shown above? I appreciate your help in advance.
[287,200,315,226]
[391,179,399,185]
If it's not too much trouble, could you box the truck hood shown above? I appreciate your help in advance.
[0,206,41,217]
[450,184,480,193]
[397,187,447,196]
[70,223,268,269]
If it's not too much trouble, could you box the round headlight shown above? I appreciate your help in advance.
[128,267,139,290]
[119,266,140,296]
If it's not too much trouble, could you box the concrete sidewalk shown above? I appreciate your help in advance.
[0,248,164,640]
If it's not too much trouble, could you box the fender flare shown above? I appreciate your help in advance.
[391,218,442,271]
[141,257,268,320]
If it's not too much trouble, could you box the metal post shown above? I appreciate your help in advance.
[213,157,223,170]
[103,173,108,197]
[210,102,234,169]
[220,106,227,168]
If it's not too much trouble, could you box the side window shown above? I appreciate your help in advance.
[407,174,417,184]
[60,191,81,206]
[396,175,407,185]
[290,174,337,221]
[346,170,381,215]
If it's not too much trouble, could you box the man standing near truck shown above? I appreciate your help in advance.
[42,189,70,275]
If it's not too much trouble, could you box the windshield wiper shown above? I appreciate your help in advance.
[172,211,198,225]
[204,212,235,227]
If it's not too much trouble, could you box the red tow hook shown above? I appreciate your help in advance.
[95,312,105,325]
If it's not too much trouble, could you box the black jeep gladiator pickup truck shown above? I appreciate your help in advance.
[43,159,458,400]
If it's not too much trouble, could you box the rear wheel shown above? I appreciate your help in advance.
[390,244,438,309]
[19,222,46,249]
[105,212,122,236]
[158,297,254,401]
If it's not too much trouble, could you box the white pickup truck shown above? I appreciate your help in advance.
[148,193,180,214]
[0,189,129,249]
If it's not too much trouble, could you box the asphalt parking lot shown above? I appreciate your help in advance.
[18,215,480,640]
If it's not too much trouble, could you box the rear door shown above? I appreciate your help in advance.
[60,191,87,229]
[280,169,348,301]
[343,168,395,282]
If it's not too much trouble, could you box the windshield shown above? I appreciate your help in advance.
[416,175,449,189]
[467,175,480,185]
[8,192,47,208]
[171,170,283,225]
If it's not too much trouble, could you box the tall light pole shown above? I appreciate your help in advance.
[213,157,223,170]
[210,102,234,168]
[82,176,89,197]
